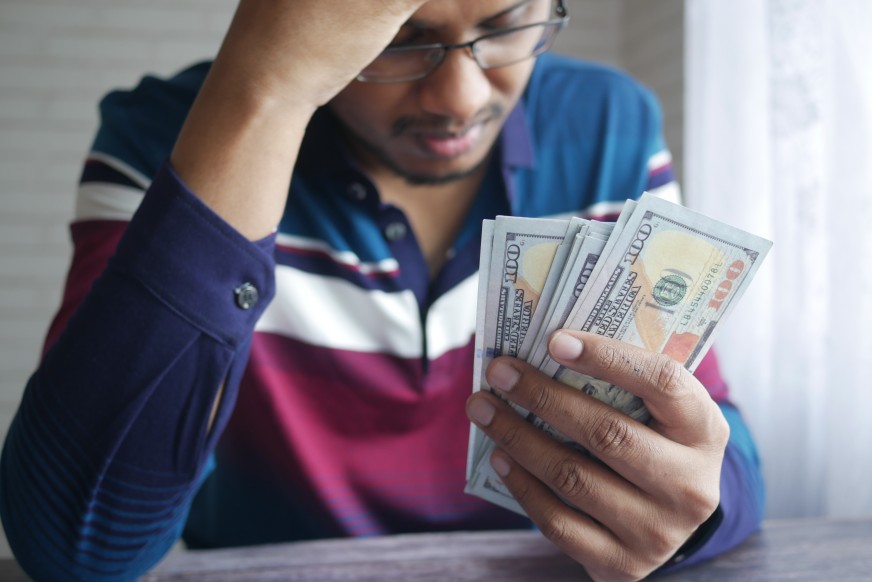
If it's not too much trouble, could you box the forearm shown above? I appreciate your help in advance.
[170,0,427,240]
[0,165,275,581]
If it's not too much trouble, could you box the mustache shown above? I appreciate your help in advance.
[391,103,505,137]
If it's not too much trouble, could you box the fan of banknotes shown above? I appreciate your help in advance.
[465,192,773,515]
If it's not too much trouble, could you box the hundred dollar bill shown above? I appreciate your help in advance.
[466,204,637,510]
[466,220,495,481]
[486,216,577,360]
[517,217,590,361]
[469,216,573,475]
[521,231,587,364]
[526,228,610,369]
[467,193,773,514]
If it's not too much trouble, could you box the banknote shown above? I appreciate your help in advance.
[516,217,590,362]
[466,220,495,481]
[526,226,611,370]
[466,193,773,514]
[467,216,574,478]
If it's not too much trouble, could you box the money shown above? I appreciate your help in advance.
[468,217,577,475]
[465,192,772,515]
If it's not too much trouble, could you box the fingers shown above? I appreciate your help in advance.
[466,393,688,581]
[468,332,730,579]
[479,350,725,503]
[547,331,729,450]
[469,391,665,545]
[488,453,640,581]
[482,357,676,490]
[494,451,686,582]
[223,1,429,105]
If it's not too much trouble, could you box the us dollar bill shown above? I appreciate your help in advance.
[526,226,611,370]
[468,216,573,478]
[466,193,773,515]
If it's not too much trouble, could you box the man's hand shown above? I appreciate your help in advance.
[171,0,428,239]
[217,0,430,109]
[466,330,729,582]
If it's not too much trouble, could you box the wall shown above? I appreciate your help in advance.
[0,0,683,558]
[556,0,685,183]
[0,0,238,558]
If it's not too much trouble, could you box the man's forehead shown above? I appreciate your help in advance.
[407,0,537,28]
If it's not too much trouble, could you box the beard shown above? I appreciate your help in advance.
[339,103,505,186]
[361,141,491,186]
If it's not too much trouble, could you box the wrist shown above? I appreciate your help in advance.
[170,66,315,240]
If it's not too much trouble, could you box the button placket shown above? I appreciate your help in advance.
[384,221,408,242]
[347,182,367,201]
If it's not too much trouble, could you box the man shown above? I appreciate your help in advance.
[0,1,764,580]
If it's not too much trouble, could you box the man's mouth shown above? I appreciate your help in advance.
[415,124,485,158]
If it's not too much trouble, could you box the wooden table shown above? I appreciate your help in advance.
[1,517,870,580]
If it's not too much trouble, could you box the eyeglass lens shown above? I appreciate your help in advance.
[359,21,562,83]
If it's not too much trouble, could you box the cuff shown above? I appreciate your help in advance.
[110,160,276,346]
[660,505,724,569]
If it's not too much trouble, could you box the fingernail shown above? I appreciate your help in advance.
[489,361,520,393]
[549,331,584,360]
[490,453,511,478]
[468,397,495,426]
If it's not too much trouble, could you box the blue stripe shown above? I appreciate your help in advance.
[274,245,403,292]
[80,159,143,190]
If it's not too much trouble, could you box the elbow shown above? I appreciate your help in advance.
[1,418,181,581]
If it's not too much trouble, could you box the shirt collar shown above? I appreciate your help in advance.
[500,100,535,171]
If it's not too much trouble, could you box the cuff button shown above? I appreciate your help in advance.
[234,282,259,310]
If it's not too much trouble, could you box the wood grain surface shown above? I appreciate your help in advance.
[1,517,869,581]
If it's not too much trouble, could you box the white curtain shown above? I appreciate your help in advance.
[685,0,872,518]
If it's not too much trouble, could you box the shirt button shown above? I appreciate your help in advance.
[348,183,367,201]
[234,282,259,310]
[384,221,407,242]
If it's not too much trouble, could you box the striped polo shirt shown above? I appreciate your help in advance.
[0,53,763,581]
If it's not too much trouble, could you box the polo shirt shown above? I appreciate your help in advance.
[0,53,764,581]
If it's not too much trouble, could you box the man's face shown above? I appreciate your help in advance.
[328,0,551,185]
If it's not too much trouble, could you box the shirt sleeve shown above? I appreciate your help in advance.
[0,162,276,581]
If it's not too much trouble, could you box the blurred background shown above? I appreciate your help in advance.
[0,0,869,559]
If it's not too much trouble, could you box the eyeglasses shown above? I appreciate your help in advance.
[357,1,569,83]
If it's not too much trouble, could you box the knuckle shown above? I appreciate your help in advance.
[646,525,685,559]
[674,481,720,524]
[651,357,685,397]
[548,457,595,500]
[538,508,575,547]
[588,413,638,461]
[497,424,524,451]
[597,549,647,582]
[688,487,721,523]
[592,342,623,373]
[711,410,731,448]
[509,478,535,507]
[529,380,555,417]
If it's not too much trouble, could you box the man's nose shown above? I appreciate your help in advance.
[416,49,492,121]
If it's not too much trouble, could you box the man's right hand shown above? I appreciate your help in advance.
[219,0,428,109]
[171,0,428,240]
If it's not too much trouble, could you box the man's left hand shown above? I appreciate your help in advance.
[465,330,729,582]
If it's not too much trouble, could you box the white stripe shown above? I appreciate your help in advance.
[426,273,478,359]
[276,233,399,275]
[75,183,144,221]
[256,265,422,357]
[581,199,627,218]
[647,181,683,205]
[647,149,673,171]
[88,151,152,189]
